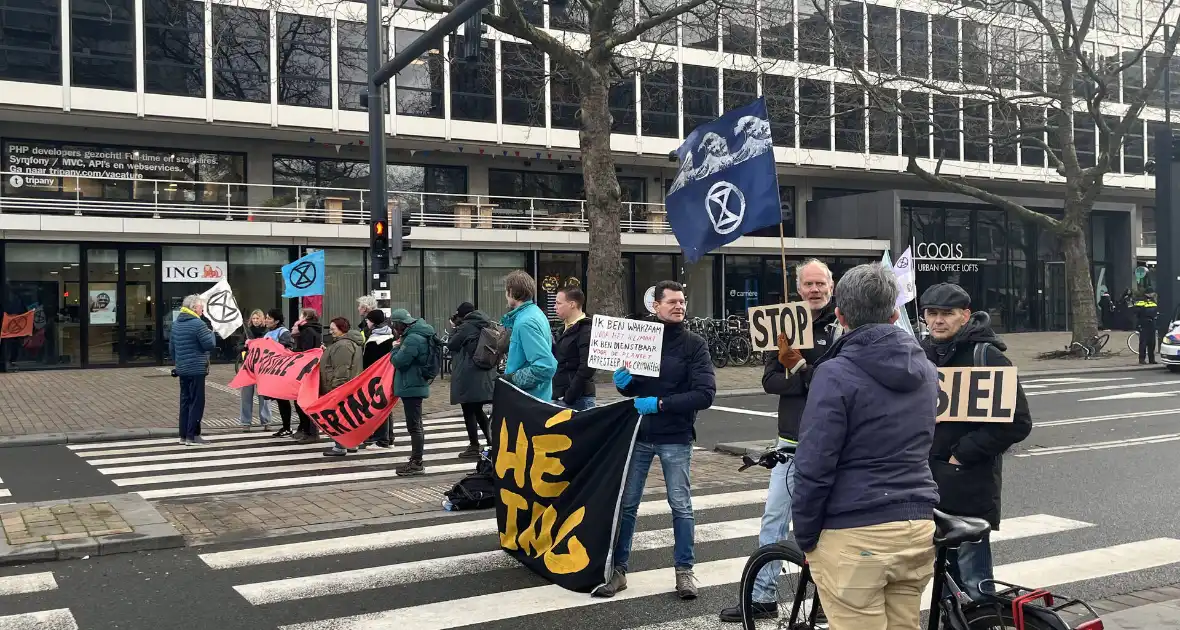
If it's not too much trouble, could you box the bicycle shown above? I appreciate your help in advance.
[1066,333,1109,359]
[736,445,1105,630]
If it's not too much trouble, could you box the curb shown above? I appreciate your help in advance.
[0,494,184,566]
[715,440,776,457]
[0,365,1160,447]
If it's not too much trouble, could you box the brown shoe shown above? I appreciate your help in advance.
[592,567,627,598]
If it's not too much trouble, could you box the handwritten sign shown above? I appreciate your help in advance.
[936,367,1018,423]
[748,302,814,351]
[587,314,663,377]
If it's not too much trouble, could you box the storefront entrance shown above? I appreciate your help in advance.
[83,247,159,366]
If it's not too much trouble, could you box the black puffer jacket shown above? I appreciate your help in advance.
[762,302,841,442]
[921,312,1032,529]
[616,322,716,444]
[294,320,323,352]
[552,316,595,405]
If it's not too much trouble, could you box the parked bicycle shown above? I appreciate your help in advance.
[736,445,1105,630]
[1065,333,1109,359]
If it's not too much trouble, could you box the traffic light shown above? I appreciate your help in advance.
[370,208,390,274]
[391,204,412,262]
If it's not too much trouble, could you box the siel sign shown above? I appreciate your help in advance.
[163,261,228,283]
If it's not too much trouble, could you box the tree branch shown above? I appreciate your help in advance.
[905,155,1061,232]
[603,0,712,50]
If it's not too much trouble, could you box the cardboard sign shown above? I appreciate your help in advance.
[748,302,814,351]
[936,367,1019,423]
[587,314,663,377]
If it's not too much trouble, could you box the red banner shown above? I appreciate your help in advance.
[1,310,34,339]
[229,337,398,448]
[229,337,322,406]
[302,358,399,449]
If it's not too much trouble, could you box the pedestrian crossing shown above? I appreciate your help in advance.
[0,571,78,630]
[192,485,1180,630]
[66,415,483,500]
[0,476,10,507]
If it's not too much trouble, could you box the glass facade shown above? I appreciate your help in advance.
[71,0,135,91]
[212,5,269,103]
[0,0,61,84]
[3,243,81,368]
[277,13,331,108]
[144,0,204,97]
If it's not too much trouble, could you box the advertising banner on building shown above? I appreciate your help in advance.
[88,290,117,325]
[492,381,641,593]
[163,261,228,283]
[229,337,322,406]
[2,140,231,189]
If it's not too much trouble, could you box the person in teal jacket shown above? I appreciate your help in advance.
[501,270,558,401]
[388,308,436,476]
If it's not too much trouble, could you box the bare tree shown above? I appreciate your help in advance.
[414,0,753,316]
[770,0,1180,343]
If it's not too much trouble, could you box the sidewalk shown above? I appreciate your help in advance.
[1090,588,1180,629]
[0,331,1154,440]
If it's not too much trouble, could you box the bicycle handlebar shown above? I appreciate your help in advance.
[738,444,798,472]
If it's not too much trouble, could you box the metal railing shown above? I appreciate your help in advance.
[0,171,672,233]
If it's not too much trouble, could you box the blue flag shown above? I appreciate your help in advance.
[282,250,326,298]
[664,97,782,263]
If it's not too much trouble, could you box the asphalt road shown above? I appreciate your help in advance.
[3,369,1180,629]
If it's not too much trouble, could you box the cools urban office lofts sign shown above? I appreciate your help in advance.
[492,381,641,592]
[912,241,986,273]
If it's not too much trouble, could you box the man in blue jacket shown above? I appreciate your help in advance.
[169,294,217,446]
[593,280,716,601]
[500,270,557,400]
[792,264,940,630]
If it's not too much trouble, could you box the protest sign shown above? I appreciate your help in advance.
[586,314,663,377]
[492,380,641,592]
[747,301,814,351]
[229,337,322,406]
[302,358,399,449]
[1,310,34,339]
[936,367,1018,423]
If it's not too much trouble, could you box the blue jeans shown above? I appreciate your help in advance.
[613,441,695,571]
[948,535,994,601]
[178,375,206,440]
[553,396,596,411]
[239,385,272,426]
[753,438,798,603]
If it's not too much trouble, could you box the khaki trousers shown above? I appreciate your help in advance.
[806,520,937,630]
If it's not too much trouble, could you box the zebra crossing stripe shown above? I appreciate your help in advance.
[0,489,10,499]
[132,463,473,500]
[0,572,57,596]
[1017,433,1180,457]
[279,537,1180,630]
[199,489,770,569]
[96,440,475,475]
[0,609,78,630]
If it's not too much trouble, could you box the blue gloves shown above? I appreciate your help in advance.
[613,367,633,389]
[634,397,659,415]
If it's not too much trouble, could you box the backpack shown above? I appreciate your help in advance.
[443,456,497,510]
[421,333,443,383]
[472,322,509,371]
[973,342,993,367]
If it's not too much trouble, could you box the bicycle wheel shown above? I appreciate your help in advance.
[710,341,729,369]
[963,606,1058,630]
[1127,331,1139,353]
[1090,333,1109,354]
[739,541,821,630]
[728,336,753,366]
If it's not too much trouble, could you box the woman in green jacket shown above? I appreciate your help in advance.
[321,317,364,457]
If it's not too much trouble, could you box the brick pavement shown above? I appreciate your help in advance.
[154,449,770,544]
[1,501,131,545]
[0,331,1150,438]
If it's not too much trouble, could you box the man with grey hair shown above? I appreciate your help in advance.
[791,263,941,630]
[170,294,217,446]
[356,295,378,338]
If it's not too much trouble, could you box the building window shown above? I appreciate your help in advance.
[993,103,1019,165]
[760,0,792,60]
[722,0,756,55]
[228,246,291,344]
[538,253,583,320]
[1020,106,1044,167]
[144,0,205,97]
[478,252,528,323]
[682,10,718,51]
[991,26,1016,89]
[3,243,82,368]
[449,34,496,123]
[683,64,718,136]
[314,247,367,327]
[764,74,795,148]
[610,70,638,135]
[1,0,61,84]
[870,89,898,155]
[1074,117,1096,168]
[724,255,763,316]
[338,22,367,112]
[680,255,717,318]
[1142,207,1156,247]
[899,11,927,79]
[212,5,270,103]
[833,0,863,69]
[642,62,678,138]
[550,68,580,130]
[1018,31,1042,91]
[423,250,475,334]
[1124,118,1145,173]
[931,16,958,82]
[797,0,829,65]
[632,254,676,317]
[962,21,987,86]
[834,83,864,152]
[867,4,896,74]
[550,0,585,32]
[933,95,959,160]
[275,13,330,108]
[273,157,466,214]
[501,42,545,126]
[724,69,757,113]
[901,91,930,159]
[2,139,245,206]
[71,0,135,90]
[799,79,831,151]
[393,28,443,118]
[963,99,989,162]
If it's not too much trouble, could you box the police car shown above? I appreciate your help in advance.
[1159,320,1180,372]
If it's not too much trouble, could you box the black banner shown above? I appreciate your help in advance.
[491,380,640,592]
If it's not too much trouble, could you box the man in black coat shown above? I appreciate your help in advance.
[594,280,716,601]
[291,308,323,444]
[920,283,1032,601]
[551,287,595,411]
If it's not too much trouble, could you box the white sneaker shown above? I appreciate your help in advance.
[178,439,188,445]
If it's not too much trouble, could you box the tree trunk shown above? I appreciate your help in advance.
[578,71,626,317]
[1060,226,1099,345]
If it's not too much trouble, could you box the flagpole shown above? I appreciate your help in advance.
[778,221,790,300]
